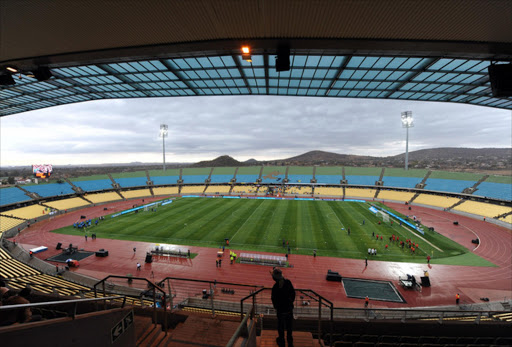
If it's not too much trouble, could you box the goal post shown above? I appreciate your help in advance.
[377,211,390,223]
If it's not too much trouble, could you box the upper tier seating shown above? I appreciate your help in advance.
[235,174,259,183]
[152,187,179,196]
[209,175,235,183]
[378,190,415,202]
[72,179,113,192]
[314,187,343,196]
[5,204,47,220]
[413,194,460,209]
[44,197,91,210]
[113,177,148,188]
[315,175,343,184]
[181,175,210,184]
[0,187,32,205]
[204,185,231,194]
[24,182,75,197]
[86,192,121,204]
[345,188,377,199]
[152,176,180,185]
[424,178,475,194]
[346,175,379,186]
[475,181,512,201]
[121,189,152,199]
[382,176,422,188]
[454,200,512,218]
[287,175,313,184]
[181,186,206,194]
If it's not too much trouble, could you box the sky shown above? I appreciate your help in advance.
[0,96,511,167]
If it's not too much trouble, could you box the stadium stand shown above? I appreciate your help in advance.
[71,177,114,192]
[204,185,231,194]
[500,214,512,224]
[209,174,235,183]
[287,175,313,184]
[0,258,40,278]
[182,168,211,183]
[453,200,512,219]
[288,166,314,183]
[346,175,379,186]
[85,192,122,204]
[287,186,313,195]
[44,197,91,211]
[475,181,512,201]
[232,185,259,194]
[316,166,343,184]
[152,175,180,185]
[121,189,152,199]
[0,187,32,206]
[5,204,47,220]
[314,187,344,196]
[413,194,460,209]
[152,187,179,196]
[261,166,285,183]
[182,175,210,184]
[315,175,342,184]
[112,177,148,188]
[181,186,206,194]
[378,190,415,202]
[0,215,24,234]
[424,178,476,194]
[345,188,377,199]
[381,176,422,188]
[24,182,75,197]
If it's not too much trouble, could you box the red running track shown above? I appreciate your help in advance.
[10,198,512,309]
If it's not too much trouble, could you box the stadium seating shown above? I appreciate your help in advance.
[121,189,152,199]
[500,214,512,224]
[346,175,379,186]
[378,190,415,202]
[85,192,121,204]
[72,178,113,192]
[382,176,422,189]
[0,258,40,278]
[182,175,210,184]
[424,178,475,194]
[181,186,206,194]
[24,182,75,197]
[113,177,148,188]
[453,200,512,219]
[287,174,313,184]
[152,187,179,196]
[5,204,47,220]
[209,174,235,183]
[413,194,460,209]
[235,174,259,183]
[475,181,512,201]
[152,175,180,185]
[204,185,231,194]
[314,187,343,196]
[0,187,32,205]
[232,185,259,194]
[345,188,377,199]
[44,197,91,210]
[287,186,312,195]
[315,175,343,184]
[0,215,24,234]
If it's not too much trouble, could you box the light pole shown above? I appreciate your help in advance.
[401,111,414,171]
[160,124,168,171]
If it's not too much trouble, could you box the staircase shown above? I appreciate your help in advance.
[258,330,321,347]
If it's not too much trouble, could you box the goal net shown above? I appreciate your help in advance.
[377,211,390,223]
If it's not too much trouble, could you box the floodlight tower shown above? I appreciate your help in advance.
[160,124,168,171]
[401,111,414,170]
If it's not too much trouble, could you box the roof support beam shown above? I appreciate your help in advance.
[97,64,152,97]
[158,59,198,95]
[383,58,439,98]
[231,54,251,94]
[325,55,352,96]
[264,53,270,95]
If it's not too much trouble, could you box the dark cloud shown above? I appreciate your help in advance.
[1,96,510,165]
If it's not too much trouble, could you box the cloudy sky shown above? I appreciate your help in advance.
[0,96,511,167]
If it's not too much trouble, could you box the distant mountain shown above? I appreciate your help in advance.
[388,147,511,161]
[244,158,258,164]
[281,150,376,164]
[192,155,242,167]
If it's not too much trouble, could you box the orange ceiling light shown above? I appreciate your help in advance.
[241,46,252,62]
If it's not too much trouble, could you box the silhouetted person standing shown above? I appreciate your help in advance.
[271,267,295,347]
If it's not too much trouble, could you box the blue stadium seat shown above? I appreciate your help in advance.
[72,179,113,192]
[24,183,75,197]
[113,177,147,188]
[0,187,32,206]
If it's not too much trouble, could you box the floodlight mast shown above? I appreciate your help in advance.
[401,111,414,170]
[160,124,168,171]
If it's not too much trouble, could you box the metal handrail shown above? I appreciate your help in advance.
[93,275,167,334]
[0,295,126,319]
[226,305,255,347]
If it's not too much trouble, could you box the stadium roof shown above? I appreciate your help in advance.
[1,0,512,115]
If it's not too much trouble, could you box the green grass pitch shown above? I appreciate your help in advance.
[52,197,494,266]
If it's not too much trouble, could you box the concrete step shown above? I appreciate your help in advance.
[168,314,240,346]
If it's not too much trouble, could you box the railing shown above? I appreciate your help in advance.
[0,295,126,320]
[240,288,334,346]
[93,275,167,333]
[226,305,257,347]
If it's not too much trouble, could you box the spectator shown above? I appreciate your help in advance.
[0,296,32,326]
[271,267,295,347]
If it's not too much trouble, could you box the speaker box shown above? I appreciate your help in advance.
[453,221,458,225]
[275,46,290,72]
[421,276,431,287]
[145,254,153,263]
[33,67,52,81]
[0,74,15,85]
[56,242,62,250]
[488,64,512,97]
